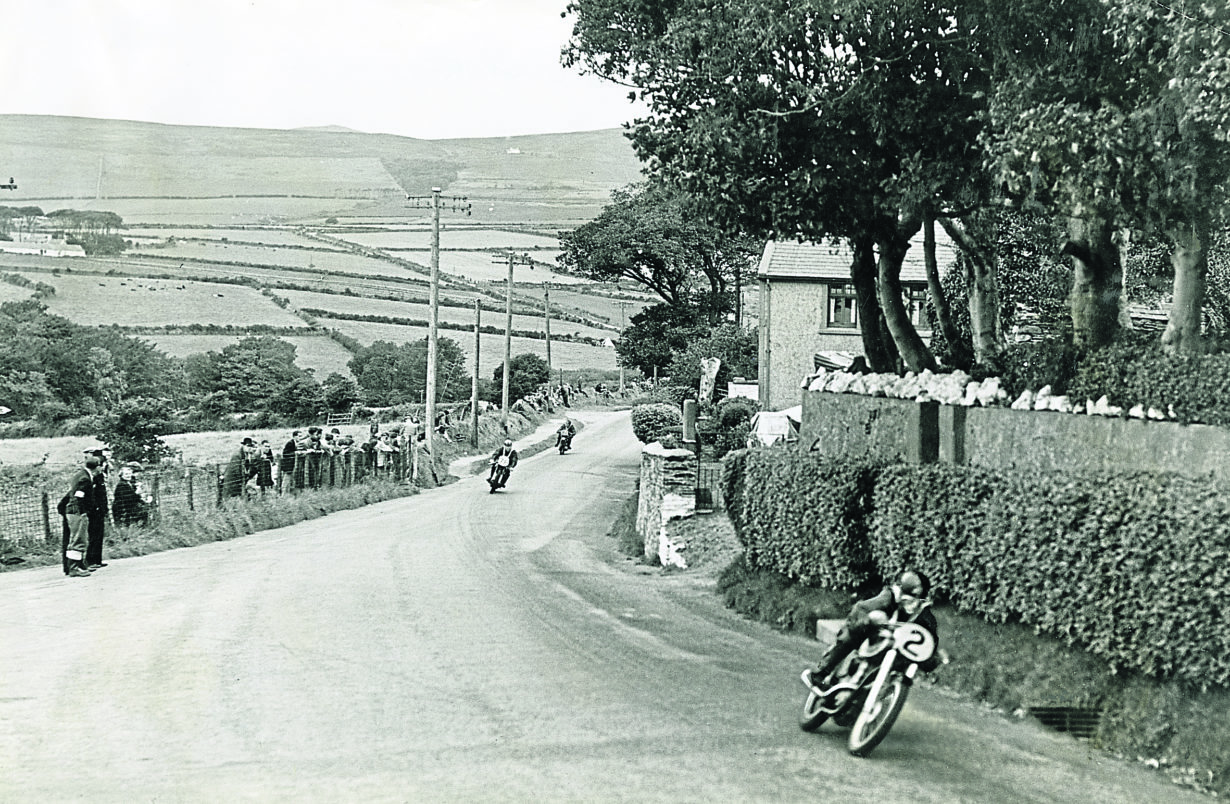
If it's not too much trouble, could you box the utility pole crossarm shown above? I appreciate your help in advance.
[1,177,16,190]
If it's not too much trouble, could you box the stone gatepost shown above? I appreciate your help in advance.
[635,442,698,566]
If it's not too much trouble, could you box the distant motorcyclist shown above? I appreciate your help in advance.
[488,439,519,490]
[805,570,940,691]
[555,419,576,452]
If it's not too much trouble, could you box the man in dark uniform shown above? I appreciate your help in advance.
[85,449,110,570]
[62,454,103,578]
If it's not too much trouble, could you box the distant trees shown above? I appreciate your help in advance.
[492,353,551,403]
[348,336,469,407]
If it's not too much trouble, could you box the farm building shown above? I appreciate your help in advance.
[756,234,955,411]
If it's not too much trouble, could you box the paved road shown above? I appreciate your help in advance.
[0,410,1206,802]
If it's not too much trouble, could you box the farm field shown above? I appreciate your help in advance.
[146,334,357,379]
[17,196,374,226]
[124,227,331,248]
[325,318,617,373]
[279,289,614,340]
[338,228,559,251]
[17,272,304,328]
[130,240,428,279]
[396,250,585,285]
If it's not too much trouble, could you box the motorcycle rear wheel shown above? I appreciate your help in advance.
[847,675,909,757]
[799,688,830,732]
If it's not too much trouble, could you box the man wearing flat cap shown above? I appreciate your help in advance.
[60,452,104,577]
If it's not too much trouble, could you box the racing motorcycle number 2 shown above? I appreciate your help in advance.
[893,622,936,664]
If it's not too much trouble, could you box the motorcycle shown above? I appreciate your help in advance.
[798,609,941,757]
[488,457,512,492]
[556,430,573,455]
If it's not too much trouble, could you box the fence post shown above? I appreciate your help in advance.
[187,469,194,511]
[215,464,223,507]
[151,474,161,523]
[42,491,52,543]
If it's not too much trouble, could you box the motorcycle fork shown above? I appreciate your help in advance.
[860,648,898,719]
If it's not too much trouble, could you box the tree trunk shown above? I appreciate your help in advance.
[1063,216,1123,350]
[939,217,1003,366]
[877,230,937,374]
[923,216,972,369]
[1162,215,1208,354]
[852,235,899,373]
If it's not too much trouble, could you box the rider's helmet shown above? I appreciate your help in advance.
[895,570,929,616]
[503,439,513,447]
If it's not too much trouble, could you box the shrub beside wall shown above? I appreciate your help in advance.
[630,403,683,444]
[721,449,879,590]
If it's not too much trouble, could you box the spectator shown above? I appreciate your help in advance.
[113,463,150,526]
[61,453,103,577]
[279,430,300,494]
[222,437,256,498]
[305,426,325,489]
[254,440,275,494]
[374,432,395,475]
[85,448,110,570]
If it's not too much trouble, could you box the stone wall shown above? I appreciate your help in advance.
[636,442,698,567]
[801,389,1230,481]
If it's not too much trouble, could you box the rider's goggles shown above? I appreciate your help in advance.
[899,593,923,615]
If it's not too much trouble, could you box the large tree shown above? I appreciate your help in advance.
[565,0,997,373]
[985,0,1230,352]
[557,182,759,321]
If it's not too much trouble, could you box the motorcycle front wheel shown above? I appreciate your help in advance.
[799,688,830,732]
[847,674,909,757]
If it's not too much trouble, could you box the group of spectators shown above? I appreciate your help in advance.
[59,449,152,578]
[220,414,459,498]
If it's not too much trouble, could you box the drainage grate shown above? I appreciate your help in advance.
[1028,706,1102,740]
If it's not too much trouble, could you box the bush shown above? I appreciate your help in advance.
[722,449,880,590]
[710,396,758,459]
[630,403,682,444]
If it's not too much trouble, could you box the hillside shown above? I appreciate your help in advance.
[0,115,657,383]
[0,115,646,224]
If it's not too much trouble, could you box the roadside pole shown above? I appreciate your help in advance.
[471,298,480,447]
[491,251,533,428]
[407,189,469,453]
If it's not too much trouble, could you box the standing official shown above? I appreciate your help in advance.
[85,449,110,570]
[62,453,103,578]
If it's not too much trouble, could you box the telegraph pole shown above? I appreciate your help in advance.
[615,299,631,393]
[471,298,481,447]
[543,281,552,376]
[407,189,470,453]
[491,251,533,427]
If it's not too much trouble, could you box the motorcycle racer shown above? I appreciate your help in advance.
[805,570,940,692]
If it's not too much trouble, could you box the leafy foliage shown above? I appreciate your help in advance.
[665,323,757,397]
[96,397,177,464]
[492,352,550,403]
[721,449,879,590]
[630,402,682,444]
[708,395,758,459]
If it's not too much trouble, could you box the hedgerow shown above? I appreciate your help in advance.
[724,449,1230,688]
[630,403,682,443]
[721,449,879,590]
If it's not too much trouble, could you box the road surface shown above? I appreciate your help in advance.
[0,410,1205,802]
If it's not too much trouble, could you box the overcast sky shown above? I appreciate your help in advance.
[1,0,644,140]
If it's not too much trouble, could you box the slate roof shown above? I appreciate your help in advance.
[757,233,957,284]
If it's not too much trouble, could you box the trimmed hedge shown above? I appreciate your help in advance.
[630,402,683,444]
[721,449,878,590]
[724,448,1230,688]
[871,465,1230,688]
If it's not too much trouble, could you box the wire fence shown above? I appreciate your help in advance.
[1,450,427,550]
[696,463,725,513]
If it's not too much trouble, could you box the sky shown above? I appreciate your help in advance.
[1,0,645,140]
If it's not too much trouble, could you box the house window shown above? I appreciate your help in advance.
[904,286,930,330]
[827,284,858,329]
